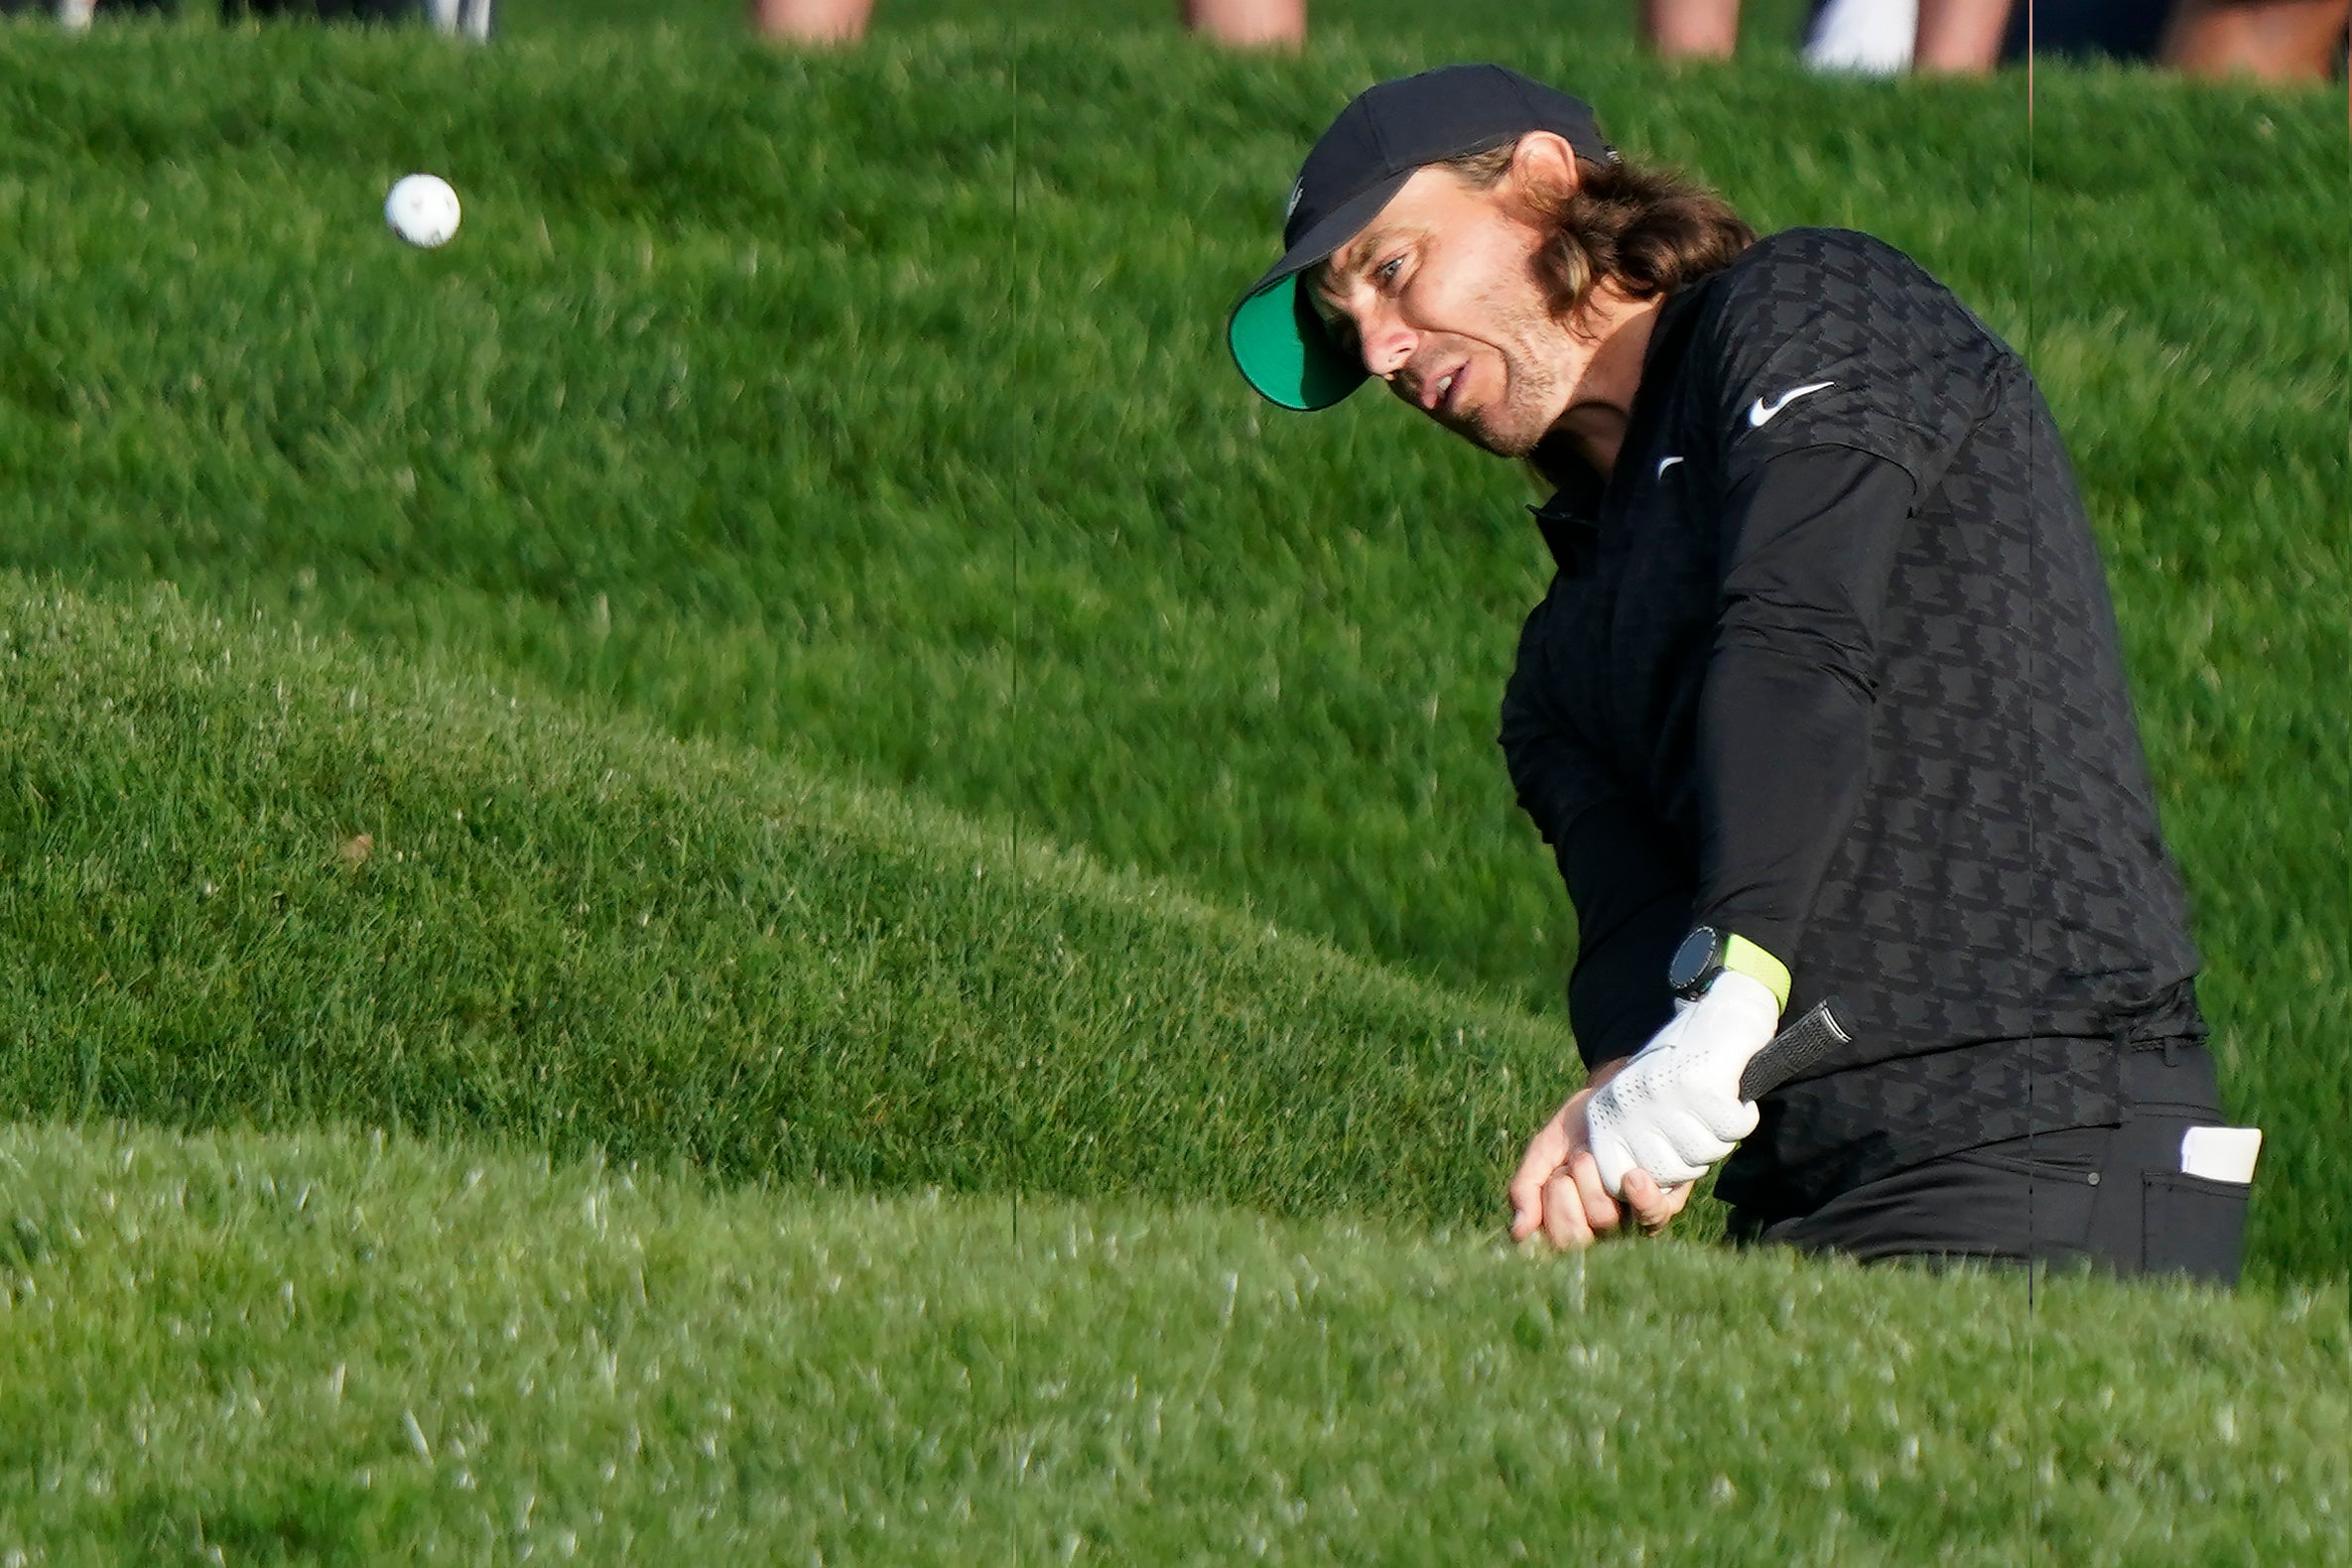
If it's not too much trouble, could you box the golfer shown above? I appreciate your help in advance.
[1226,65,2257,1281]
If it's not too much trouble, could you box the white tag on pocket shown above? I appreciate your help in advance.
[2179,1125,2262,1185]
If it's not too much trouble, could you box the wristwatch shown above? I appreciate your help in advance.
[1668,926,1791,1009]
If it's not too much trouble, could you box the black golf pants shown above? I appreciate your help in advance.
[1728,1042,2251,1285]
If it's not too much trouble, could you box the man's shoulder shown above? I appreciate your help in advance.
[1692,226,2007,379]
[1742,225,1918,267]
[1709,226,1949,320]
[1680,228,2019,483]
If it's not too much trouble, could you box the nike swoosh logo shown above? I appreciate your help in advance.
[1655,456,1684,477]
[1748,381,1836,428]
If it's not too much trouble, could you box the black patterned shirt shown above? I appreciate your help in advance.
[1500,227,2206,1215]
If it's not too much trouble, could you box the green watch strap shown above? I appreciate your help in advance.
[1721,934,1791,1011]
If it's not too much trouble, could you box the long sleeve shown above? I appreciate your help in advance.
[1501,597,1689,1072]
[1693,445,1917,961]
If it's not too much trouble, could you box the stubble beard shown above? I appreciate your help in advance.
[1451,286,1574,460]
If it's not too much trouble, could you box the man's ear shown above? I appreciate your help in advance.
[1505,131,1581,212]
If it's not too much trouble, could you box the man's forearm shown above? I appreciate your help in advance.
[1502,653,1694,1070]
[1567,880,1689,1071]
[1691,638,1873,964]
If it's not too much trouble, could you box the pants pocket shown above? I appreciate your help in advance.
[1929,1131,2104,1256]
[1946,1127,2108,1181]
[2141,1172,2248,1284]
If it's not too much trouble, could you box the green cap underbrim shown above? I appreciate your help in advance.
[1227,274,1369,413]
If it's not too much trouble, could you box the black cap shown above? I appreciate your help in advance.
[1226,65,1619,411]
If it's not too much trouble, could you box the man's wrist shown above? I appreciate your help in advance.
[1666,925,1792,1009]
[1719,933,1790,1009]
[1579,1054,1638,1093]
[1695,968,1782,1022]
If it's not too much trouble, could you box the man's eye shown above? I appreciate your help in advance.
[1375,256,1405,287]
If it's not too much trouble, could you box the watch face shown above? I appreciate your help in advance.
[1668,927,1721,993]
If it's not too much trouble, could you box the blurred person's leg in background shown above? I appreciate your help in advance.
[1644,0,1742,59]
[751,0,1305,47]
[751,0,871,45]
[2159,0,2349,79]
[1913,0,2014,69]
[1182,0,1303,46]
[1769,0,2021,73]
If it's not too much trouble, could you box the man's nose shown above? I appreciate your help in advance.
[1358,312,1415,379]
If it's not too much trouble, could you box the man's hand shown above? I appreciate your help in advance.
[1508,1056,1695,1248]
[1585,971,1782,1196]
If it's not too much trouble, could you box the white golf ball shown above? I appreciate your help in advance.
[385,174,461,248]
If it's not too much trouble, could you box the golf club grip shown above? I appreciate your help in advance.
[1739,997,1854,1101]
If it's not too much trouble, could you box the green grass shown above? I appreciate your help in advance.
[0,23,2340,1272]
[0,1122,2342,1563]
[0,577,1591,1228]
[0,13,2342,1554]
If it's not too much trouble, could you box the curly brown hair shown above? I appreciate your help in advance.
[1444,140,1755,316]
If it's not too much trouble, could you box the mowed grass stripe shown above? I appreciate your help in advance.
[0,1121,2342,1563]
[0,578,1589,1231]
[0,28,2335,994]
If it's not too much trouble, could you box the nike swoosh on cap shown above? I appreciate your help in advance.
[1655,456,1684,477]
[1748,381,1836,428]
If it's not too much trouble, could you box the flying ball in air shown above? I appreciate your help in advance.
[385,174,462,249]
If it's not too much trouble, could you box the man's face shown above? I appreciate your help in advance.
[1307,159,1586,458]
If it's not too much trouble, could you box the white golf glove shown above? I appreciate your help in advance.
[1586,971,1782,1197]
